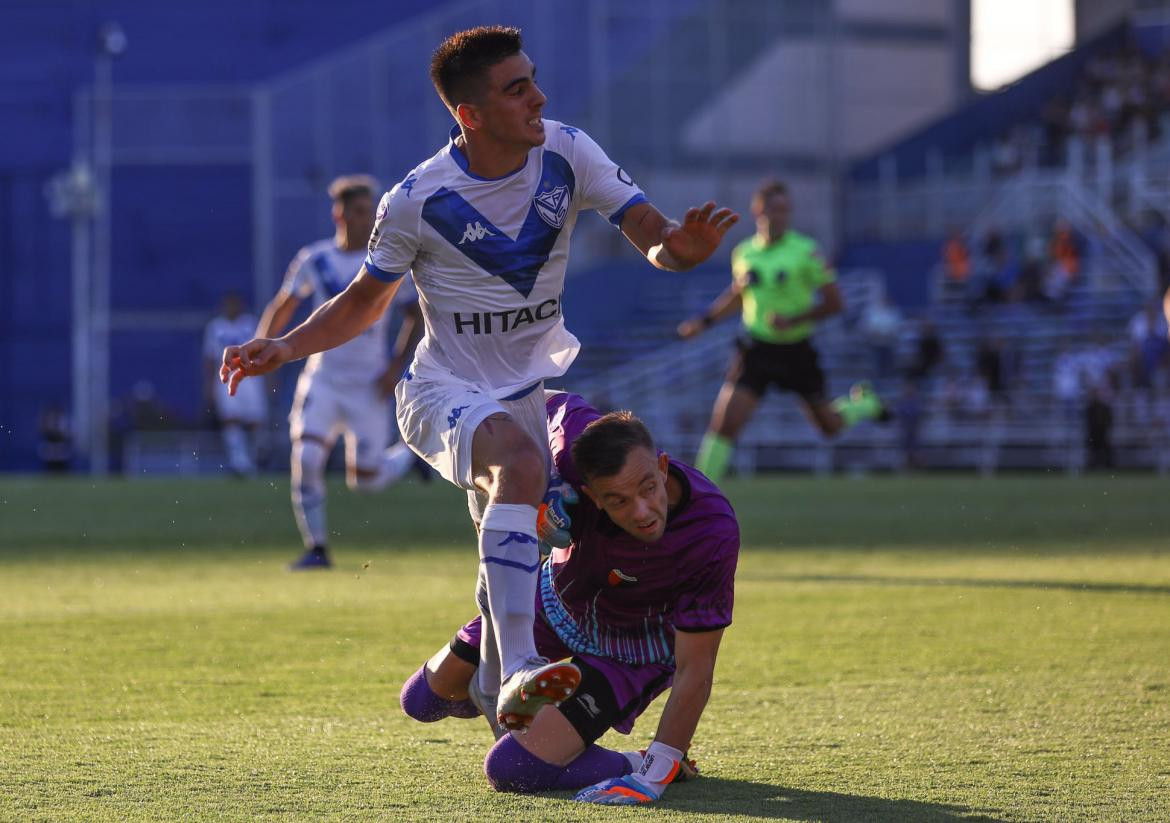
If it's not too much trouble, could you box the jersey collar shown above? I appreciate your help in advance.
[446,125,531,182]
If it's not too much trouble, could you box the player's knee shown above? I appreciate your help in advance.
[483,735,558,794]
[494,440,547,503]
[399,665,446,723]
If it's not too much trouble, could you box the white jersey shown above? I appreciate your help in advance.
[204,313,266,423]
[366,120,645,399]
[204,313,258,360]
[281,240,416,384]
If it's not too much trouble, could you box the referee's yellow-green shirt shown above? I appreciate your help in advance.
[731,230,835,344]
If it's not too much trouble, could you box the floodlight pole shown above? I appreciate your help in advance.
[89,23,125,476]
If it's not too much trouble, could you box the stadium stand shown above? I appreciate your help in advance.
[4,2,1168,475]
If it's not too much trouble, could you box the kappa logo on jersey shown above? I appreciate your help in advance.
[607,568,638,587]
[575,693,601,718]
[447,404,470,429]
[534,184,569,229]
[401,173,418,199]
[559,125,578,141]
[459,221,495,245]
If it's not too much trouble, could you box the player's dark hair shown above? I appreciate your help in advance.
[430,25,523,111]
[752,179,789,208]
[571,411,656,483]
[328,174,378,207]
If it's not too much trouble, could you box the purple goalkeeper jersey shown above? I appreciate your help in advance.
[539,392,740,665]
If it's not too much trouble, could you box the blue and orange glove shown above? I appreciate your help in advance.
[574,742,688,805]
[536,473,578,549]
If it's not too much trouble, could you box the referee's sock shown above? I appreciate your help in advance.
[832,382,886,428]
[696,432,733,483]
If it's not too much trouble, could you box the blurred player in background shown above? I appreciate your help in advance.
[203,292,266,477]
[255,175,423,570]
[678,179,889,483]
[222,25,737,728]
[400,391,737,805]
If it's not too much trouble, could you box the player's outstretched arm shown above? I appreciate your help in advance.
[678,283,743,339]
[576,627,724,805]
[255,289,302,339]
[620,201,739,272]
[221,267,402,395]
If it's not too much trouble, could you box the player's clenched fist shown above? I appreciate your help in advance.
[220,338,292,395]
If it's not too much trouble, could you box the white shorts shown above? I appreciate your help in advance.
[213,377,266,425]
[289,371,392,471]
[395,373,549,491]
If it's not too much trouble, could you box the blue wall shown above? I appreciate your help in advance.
[0,0,442,470]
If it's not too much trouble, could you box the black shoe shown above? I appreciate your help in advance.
[289,546,331,571]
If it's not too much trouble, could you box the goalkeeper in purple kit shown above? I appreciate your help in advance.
[399,391,740,804]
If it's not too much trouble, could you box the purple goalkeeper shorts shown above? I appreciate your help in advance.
[455,611,674,738]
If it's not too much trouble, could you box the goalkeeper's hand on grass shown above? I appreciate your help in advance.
[574,742,690,805]
[573,773,665,805]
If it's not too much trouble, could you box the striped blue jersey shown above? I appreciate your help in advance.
[366,120,645,399]
[281,240,416,383]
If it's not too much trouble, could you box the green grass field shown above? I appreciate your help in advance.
[2,474,1169,822]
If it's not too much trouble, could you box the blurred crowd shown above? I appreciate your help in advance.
[990,40,1170,174]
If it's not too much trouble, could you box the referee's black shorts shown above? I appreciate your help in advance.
[727,336,827,403]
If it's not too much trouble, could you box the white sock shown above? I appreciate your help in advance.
[291,439,328,548]
[474,564,503,700]
[478,502,541,683]
[221,424,255,475]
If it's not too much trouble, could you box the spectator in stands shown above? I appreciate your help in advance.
[860,290,902,378]
[1081,334,1119,398]
[1127,297,1170,426]
[907,319,943,383]
[894,381,923,471]
[37,404,72,473]
[940,367,990,422]
[1085,386,1114,470]
[1042,219,1081,304]
[975,336,1014,406]
[941,229,971,295]
[1052,342,1085,425]
[677,179,890,483]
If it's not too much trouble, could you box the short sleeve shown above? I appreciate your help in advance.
[672,532,738,633]
[731,243,751,287]
[568,128,646,228]
[366,185,419,283]
[280,247,316,299]
[806,240,836,288]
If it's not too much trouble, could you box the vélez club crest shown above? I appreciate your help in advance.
[534,184,569,229]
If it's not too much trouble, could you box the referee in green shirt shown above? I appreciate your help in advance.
[678,180,889,483]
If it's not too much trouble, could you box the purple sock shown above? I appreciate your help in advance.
[399,665,480,722]
[483,734,632,793]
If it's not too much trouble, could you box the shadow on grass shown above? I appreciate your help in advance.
[761,574,1170,596]
[658,778,1007,821]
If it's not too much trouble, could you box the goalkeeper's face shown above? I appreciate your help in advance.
[582,448,670,544]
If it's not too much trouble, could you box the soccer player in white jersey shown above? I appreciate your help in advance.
[255,175,424,570]
[203,292,266,477]
[222,26,739,727]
